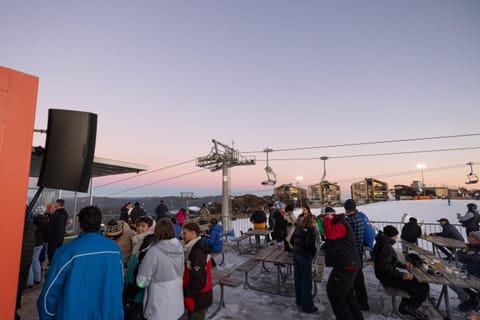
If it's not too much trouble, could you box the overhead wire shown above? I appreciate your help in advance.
[95,159,196,189]
[245,133,480,153]
[105,168,208,196]
[255,146,480,161]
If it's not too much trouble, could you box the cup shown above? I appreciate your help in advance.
[433,259,440,269]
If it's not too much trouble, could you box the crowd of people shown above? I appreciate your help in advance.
[17,198,480,320]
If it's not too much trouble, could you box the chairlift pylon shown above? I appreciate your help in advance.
[261,148,277,186]
[465,162,478,184]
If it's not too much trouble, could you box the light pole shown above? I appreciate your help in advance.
[416,164,426,196]
[296,176,303,207]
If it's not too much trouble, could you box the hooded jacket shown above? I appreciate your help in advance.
[323,214,361,269]
[458,208,480,231]
[457,245,480,277]
[372,233,407,286]
[137,238,184,320]
[205,223,223,253]
[183,237,213,312]
[37,232,124,320]
[401,221,422,243]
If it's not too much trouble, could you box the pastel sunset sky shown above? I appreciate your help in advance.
[2,0,480,198]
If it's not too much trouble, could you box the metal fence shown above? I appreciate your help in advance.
[228,217,467,252]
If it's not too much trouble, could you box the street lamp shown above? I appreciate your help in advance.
[296,176,303,207]
[416,164,426,196]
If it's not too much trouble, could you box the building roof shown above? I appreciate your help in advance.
[29,148,148,178]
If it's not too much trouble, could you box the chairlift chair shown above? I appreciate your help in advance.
[465,162,479,184]
[261,148,277,186]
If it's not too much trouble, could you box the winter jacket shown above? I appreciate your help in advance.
[183,237,213,312]
[113,221,135,266]
[176,209,189,225]
[126,232,155,304]
[137,238,184,320]
[401,221,422,243]
[130,206,147,224]
[323,214,361,269]
[250,210,267,229]
[272,211,290,241]
[435,223,464,242]
[33,214,47,246]
[37,232,124,320]
[154,203,169,220]
[357,211,375,249]
[290,226,317,259]
[457,245,480,277]
[458,209,480,232]
[345,212,365,258]
[47,208,68,247]
[373,233,407,287]
[205,223,223,253]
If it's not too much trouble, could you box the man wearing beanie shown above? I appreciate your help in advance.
[373,225,429,320]
[323,206,364,319]
[38,206,124,320]
[343,199,369,311]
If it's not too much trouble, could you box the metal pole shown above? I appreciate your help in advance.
[421,169,425,196]
[89,177,94,205]
[222,161,231,232]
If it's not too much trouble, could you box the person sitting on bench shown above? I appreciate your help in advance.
[373,225,429,320]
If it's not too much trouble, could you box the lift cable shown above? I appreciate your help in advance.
[95,159,196,189]
[245,133,480,154]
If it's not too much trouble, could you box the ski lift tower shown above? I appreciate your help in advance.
[180,192,194,214]
[196,139,255,231]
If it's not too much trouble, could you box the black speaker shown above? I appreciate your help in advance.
[38,109,97,192]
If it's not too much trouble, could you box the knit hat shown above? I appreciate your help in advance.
[383,225,399,238]
[324,206,336,213]
[344,199,356,212]
[285,204,294,212]
[409,217,417,223]
[105,219,123,237]
[437,218,449,223]
[469,231,480,241]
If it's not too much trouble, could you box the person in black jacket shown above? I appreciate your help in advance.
[271,203,289,245]
[373,225,429,320]
[290,214,318,313]
[154,200,169,221]
[431,218,465,260]
[323,210,363,320]
[458,203,480,235]
[46,199,68,263]
[401,217,422,244]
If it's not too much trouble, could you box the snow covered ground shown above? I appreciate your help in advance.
[204,199,479,320]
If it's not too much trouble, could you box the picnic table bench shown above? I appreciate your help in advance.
[231,234,250,252]
[236,245,324,296]
[211,246,233,266]
[209,269,242,319]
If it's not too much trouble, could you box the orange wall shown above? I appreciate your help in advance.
[0,66,38,319]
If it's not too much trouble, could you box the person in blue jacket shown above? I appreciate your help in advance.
[204,218,223,253]
[357,210,376,260]
[37,206,124,320]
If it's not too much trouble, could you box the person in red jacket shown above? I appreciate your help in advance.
[323,210,364,320]
[182,221,212,320]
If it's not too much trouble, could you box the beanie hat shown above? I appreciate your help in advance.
[409,217,417,223]
[325,206,336,213]
[469,231,480,241]
[105,219,123,237]
[383,225,399,238]
[467,203,478,210]
[285,204,294,212]
[344,199,356,212]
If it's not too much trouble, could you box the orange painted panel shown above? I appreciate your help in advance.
[0,66,38,319]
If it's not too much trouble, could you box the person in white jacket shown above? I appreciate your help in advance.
[137,218,185,320]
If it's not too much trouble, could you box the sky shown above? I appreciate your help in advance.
[2,0,480,198]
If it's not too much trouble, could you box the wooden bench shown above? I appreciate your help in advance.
[231,234,250,252]
[211,246,233,266]
[235,257,260,289]
[209,270,242,319]
[381,283,410,316]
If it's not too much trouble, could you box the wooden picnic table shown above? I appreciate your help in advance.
[209,269,241,319]
[406,252,480,320]
[244,229,272,247]
[401,240,436,256]
[246,245,323,296]
[420,235,467,267]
